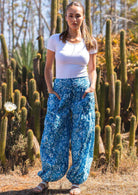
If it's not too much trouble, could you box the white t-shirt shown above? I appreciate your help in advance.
[47,33,98,79]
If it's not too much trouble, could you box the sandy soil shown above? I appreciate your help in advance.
[0,150,138,195]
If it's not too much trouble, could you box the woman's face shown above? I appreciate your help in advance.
[65,5,85,31]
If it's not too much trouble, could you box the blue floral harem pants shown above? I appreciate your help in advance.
[38,76,95,184]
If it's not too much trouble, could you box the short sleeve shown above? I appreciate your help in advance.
[47,34,57,52]
[89,37,98,54]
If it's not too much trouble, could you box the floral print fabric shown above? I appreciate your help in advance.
[38,77,95,184]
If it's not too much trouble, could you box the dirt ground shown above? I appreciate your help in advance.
[0,148,138,195]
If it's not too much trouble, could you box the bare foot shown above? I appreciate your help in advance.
[32,181,49,193]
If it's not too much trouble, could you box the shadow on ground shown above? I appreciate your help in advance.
[0,188,70,195]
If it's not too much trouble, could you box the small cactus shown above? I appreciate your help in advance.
[27,129,35,163]
[94,125,101,160]
[21,107,28,136]
[115,80,121,116]
[95,111,100,126]
[28,78,37,108]
[34,100,41,143]
[21,96,27,108]
[11,58,16,80]
[0,116,8,165]
[105,125,112,162]
[129,115,136,149]
[6,68,13,102]
[2,82,7,109]
[114,149,120,170]
[14,89,21,113]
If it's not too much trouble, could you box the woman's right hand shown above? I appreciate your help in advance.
[48,89,61,100]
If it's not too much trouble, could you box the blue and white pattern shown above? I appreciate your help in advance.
[38,76,95,184]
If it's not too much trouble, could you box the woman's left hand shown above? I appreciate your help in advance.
[82,87,95,99]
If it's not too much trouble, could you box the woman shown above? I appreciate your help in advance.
[33,1,98,194]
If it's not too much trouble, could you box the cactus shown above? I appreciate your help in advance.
[0,116,8,165]
[63,0,69,31]
[85,0,92,35]
[0,34,9,67]
[28,71,34,80]
[120,30,131,110]
[94,125,101,160]
[115,115,121,135]
[134,67,138,125]
[14,89,21,113]
[21,107,27,136]
[105,19,115,115]
[51,0,57,35]
[33,91,40,102]
[2,82,7,109]
[27,129,35,163]
[28,78,37,108]
[129,115,136,149]
[100,81,109,132]
[6,68,13,102]
[95,111,100,126]
[21,96,27,108]
[105,125,112,162]
[56,14,62,33]
[11,58,16,80]
[34,100,41,143]
[114,149,120,170]
[96,66,101,109]
[115,133,122,147]
[115,80,121,117]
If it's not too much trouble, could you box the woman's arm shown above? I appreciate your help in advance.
[82,53,97,99]
[45,49,61,100]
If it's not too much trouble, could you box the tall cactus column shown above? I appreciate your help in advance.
[85,0,92,35]
[134,68,138,125]
[50,0,57,35]
[0,34,9,67]
[105,19,115,116]
[6,68,13,102]
[120,30,131,110]
[63,0,69,31]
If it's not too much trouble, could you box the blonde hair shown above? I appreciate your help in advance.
[59,1,97,51]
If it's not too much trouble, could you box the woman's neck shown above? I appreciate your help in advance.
[68,28,82,39]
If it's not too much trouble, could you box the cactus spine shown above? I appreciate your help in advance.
[129,115,136,149]
[51,0,57,35]
[21,107,27,136]
[115,80,121,117]
[134,68,138,125]
[94,125,101,160]
[63,0,69,31]
[0,34,9,67]
[105,125,112,162]
[34,100,41,143]
[85,0,92,35]
[6,68,13,102]
[105,19,115,115]
[27,129,35,162]
[0,116,8,165]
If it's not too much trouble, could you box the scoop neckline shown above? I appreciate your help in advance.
[66,39,83,45]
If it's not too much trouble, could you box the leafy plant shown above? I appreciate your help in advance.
[13,41,37,72]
